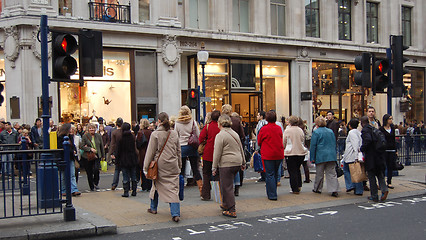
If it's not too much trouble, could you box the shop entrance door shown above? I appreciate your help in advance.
[231,93,259,137]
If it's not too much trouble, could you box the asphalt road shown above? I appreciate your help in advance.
[85,194,426,240]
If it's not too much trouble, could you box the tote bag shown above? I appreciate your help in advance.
[349,161,368,183]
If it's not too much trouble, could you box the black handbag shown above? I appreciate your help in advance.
[394,157,404,171]
[335,162,344,178]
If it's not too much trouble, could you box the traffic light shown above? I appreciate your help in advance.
[79,29,103,77]
[52,33,78,79]
[373,58,389,93]
[392,35,409,97]
[354,52,371,88]
[187,88,198,109]
[0,83,4,106]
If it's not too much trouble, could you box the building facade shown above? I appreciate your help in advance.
[0,0,424,130]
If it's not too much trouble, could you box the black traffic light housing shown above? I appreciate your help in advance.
[51,33,78,79]
[187,88,199,109]
[0,83,4,106]
[373,58,389,94]
[79,29,103,77]
[354,52,371,88]
[391,35,409,97]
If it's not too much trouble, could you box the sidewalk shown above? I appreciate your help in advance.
[1,163,425,239]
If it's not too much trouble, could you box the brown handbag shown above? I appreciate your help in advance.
[146,131,171,180]
[198,124,209,155]
[86,151,97,161]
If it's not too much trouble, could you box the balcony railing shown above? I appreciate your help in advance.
[89,1,131,24]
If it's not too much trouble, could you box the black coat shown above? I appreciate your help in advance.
[116,131,138,169]
[326,119,339,141]
[57,134,77,162]
[379,126,396,151]
[360,125,386,172]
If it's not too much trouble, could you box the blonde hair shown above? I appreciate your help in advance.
[169,115,177,129]
[218,114,232,128]
[87,123,96,130]
[315,116,327,127]
[177,105,192,122]
[288,116,299,126]
[139,118,150,129]
[221,104,232,115]
[204,112,212,125]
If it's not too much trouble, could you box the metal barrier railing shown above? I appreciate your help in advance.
[88,1,131,24]
[336,134,426,164]
[0,137,75,221]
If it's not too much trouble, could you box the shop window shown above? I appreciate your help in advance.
[59,0,72,16]
[189,0,209,29]
[139,0,150,23]
[135,51,157,98]
[305,0,319,38]
[0,56,5,120]
[405,69,424,122]
[401,6,412,46]
[338,0,351,41]
[230,59,260,91]
[60,51,131,124]
[312,62,363,121]
[232,0,250,33]
[366,1,378,43]
[198,58,229,112]
[262,61,289,118]
[271,0,285,36]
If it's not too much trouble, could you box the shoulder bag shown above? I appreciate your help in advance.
[188,120,200,149]
[146,131,171,180]
[198,124,209,155]
[85,135,97,161]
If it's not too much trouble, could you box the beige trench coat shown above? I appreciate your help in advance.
[143,126,182,203]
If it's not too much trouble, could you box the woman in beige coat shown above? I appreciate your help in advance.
[144,112,182,222]
[212,115,245,218]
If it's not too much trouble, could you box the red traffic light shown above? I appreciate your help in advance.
[53,34,77,55]
[190,90,196,99]
[375,59,389,74]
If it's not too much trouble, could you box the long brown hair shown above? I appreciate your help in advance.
[58,123,71,137]
[158,112,170,131]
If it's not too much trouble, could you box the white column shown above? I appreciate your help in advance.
[291,58,313,128]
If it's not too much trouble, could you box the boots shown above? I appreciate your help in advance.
[131,181,137,196]
[234,185,239,196]
[122,182,130,197]
[196,180,203,196]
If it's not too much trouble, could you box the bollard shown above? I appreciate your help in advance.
[37,152,61,208]
[63,136,76,221]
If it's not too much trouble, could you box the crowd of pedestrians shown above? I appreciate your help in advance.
[0,104,421,221]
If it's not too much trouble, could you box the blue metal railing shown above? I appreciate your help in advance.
[0,137,75,221]
[89,1,131,24]
[336,134,426,165]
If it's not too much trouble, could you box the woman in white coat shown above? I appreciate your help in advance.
[342,118,364,195]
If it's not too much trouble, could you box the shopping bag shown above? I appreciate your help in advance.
[349,161,368,183]
[100,159,108,172]
[179,174,184,201]
[252,152,264,172]
[210,181,222,204]
[185,159,193,178]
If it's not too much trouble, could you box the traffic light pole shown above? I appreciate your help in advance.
[386,47,392,115]
[40,15,50,150]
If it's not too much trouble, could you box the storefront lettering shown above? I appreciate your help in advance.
[180,41,198,48]
[0,69,5,77]
[104,66,114,76]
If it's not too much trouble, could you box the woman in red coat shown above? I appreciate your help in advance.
[198,110,221,200]
[257,110,285,201]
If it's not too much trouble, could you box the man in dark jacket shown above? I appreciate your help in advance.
[109,117,123,190]
[30,118,43,149]
[326,111,339,140]
[360,116,388,202]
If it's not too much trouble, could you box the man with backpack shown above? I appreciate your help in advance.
[360,116,388,202]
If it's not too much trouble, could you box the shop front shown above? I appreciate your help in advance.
[0,53,5,119]
[188,56,290,134]
[59,50,131,124]
[312,61,365,123]
[403,68,425,123]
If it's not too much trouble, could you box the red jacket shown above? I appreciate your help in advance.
[257,122,284,160]
[198,121,220,162]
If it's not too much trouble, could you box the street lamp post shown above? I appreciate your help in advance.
[197,44,209,123]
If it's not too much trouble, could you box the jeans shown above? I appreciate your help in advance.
[343,162,363,195]
[61,160,79,194]
[263,159,282,200]
[122,167,137,184]
[112,165,121,187]
[150,190,180,217]
[367,169,388,200]
[1,154,13,175]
